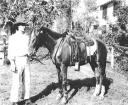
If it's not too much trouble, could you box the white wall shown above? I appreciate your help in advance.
[125,0,128,5]
[97,1,117,26]
[107,3,116,23]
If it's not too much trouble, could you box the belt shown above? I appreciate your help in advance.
[15,54,28,58]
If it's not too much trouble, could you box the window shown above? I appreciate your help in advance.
[102,5,107,20]
[93,25,99,30]
[113,1,120,16]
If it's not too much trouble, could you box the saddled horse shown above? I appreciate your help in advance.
[31,26,107,104]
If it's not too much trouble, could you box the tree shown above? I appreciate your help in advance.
[105,0,128,46]
[0,0,57,27]
[0,0,97,34]
[51,0,79,32]
[70,0,97,35]
[115,6,128,31]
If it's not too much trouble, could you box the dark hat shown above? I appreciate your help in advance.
[12,22,29,33]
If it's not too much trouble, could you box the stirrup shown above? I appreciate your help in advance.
[74,62,80,71]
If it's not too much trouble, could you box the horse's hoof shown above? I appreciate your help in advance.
[93,92,99,97]
[99,94,104,100]
[56,93,62,100]
[100,85,105,98]
[61,97,67,105]
[93,84,101,97]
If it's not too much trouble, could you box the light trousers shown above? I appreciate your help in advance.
[10,57,30,102]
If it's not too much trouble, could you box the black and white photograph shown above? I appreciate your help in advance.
[0,0,128,105]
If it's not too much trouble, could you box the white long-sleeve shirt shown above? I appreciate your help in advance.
[8,31,29,60]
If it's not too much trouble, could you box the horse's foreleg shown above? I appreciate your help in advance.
[56,66,63,100]
[61,64,68,104]
[99,62,106,99]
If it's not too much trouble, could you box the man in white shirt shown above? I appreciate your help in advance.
[8,23,32,105]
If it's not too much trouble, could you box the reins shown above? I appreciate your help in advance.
[28,53,50,65]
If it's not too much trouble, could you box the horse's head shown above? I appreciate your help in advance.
[30,26,47,53]
[30,26,65,54]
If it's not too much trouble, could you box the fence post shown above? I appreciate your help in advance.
[111,46,114,69]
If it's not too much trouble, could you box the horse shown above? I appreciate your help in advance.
[31,26,107,104]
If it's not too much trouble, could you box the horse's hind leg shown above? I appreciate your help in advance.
[89,61,101,96]
[56,65,63,100]
[94,61,106,98]
[60,63,68,104]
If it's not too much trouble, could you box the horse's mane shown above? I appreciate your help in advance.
[39,26,67,39]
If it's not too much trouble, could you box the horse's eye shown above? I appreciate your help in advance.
[40,30,43,33]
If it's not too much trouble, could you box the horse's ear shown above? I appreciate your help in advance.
[38,28,43,34]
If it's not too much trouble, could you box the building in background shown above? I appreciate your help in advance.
[97,0,128,29]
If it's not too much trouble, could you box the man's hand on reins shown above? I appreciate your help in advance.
[27,53,36,61]
[10,59,17,73]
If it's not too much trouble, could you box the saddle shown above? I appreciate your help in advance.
[67,35,88,65]
[69,36,78,64]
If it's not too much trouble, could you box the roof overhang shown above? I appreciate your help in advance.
[100,0,118,8]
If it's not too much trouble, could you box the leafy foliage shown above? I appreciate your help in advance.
[104,1,128,72]
[115,5,128,31]
[99,0,128,46]
[0,0,57,28]
[0,0,97,35]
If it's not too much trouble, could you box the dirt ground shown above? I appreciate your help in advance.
[1,59,128,105]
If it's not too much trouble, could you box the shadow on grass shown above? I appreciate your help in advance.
[67,77,113,102]
[18,82,59,105]
[18,77,113,104]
